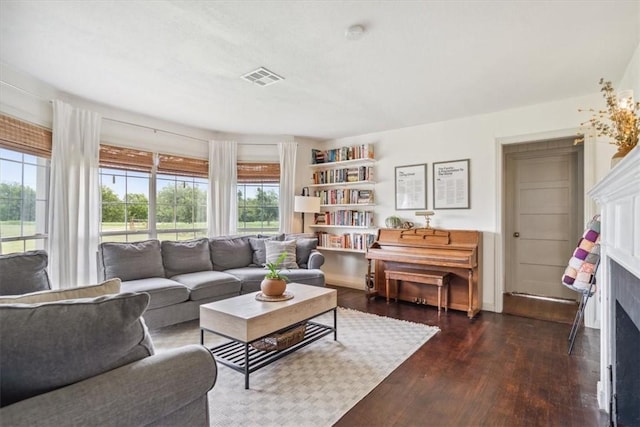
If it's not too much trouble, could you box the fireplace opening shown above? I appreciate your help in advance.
[611,261,640,426]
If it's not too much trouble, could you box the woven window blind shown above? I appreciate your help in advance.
[237,162,280,183]
[99,144,155,172]
[0,116,278,183]
[0,114,52,158]
[158,154,208,178]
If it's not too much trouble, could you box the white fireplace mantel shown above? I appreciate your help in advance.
[587,146,640,411]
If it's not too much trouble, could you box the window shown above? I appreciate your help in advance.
[0,115,51,254]
[156,174,207,241]
[0,149,50,254]
[236,162,280,234]
[99,168,151,242]
[98,144,208,242]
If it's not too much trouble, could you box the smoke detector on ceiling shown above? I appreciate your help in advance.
[345,24,365,40]
[241,67,284,86]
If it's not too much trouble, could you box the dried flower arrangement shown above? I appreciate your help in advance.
[576,78,639,152]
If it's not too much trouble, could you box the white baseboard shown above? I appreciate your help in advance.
[482,302,495,312]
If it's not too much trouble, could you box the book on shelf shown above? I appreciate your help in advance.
[313,212,328,225]
[311,144,375,164]
[313,188,375,205]
[312,166,373,185]
[314,231,376,251]
[313,210,373,227]
[356,190,373,204]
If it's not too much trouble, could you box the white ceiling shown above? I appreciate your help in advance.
[1,1,638,140]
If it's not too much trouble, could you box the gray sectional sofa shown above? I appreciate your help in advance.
[98,234,325,329]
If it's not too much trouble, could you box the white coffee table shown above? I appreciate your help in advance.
[199,283,337,388]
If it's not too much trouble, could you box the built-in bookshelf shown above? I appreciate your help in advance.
[309,144,376,253]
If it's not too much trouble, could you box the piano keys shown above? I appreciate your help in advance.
[366,227,482,318]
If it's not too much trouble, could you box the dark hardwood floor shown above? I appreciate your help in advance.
[331,286,606,427]
[503,292,579,324]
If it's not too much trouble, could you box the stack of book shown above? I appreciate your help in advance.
[313,189,375,205]
[313,210,374,227]
[315,231,376,251]
[312,166,373,184]
[311,144,374,164]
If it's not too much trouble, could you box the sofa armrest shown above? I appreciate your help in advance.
[307,250,325,269]
[0,345,217,427]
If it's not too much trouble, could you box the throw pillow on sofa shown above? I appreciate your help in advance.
[0,292,154,407]
[0,250,51,296]
[99,240,165,281]
[294,238,318,269]
[265,240,298,269]
[284,234,319,268]
[161,238,213,278]
[0,278,121,304]
[249,236,281,266]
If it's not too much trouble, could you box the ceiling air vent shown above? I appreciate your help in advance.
[241,67,284,87]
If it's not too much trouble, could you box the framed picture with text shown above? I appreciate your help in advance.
[433,159,470,209]
[395,164,427,210]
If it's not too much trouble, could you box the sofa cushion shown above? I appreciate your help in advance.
[265,240,298,269]
[224,267,270,294]
[120,278,189,310]
[0,292,154,407]
[0,279,121,304]
[171,271,242,301]
[100,240,165,281]
[0,250,51,295]
[161,238,213,278]
[210,236,253,271]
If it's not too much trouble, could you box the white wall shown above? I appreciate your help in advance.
[317,75,638,311]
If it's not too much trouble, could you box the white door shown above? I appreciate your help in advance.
[505,146,583,300]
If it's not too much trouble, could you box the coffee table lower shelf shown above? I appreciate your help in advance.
[201,309,337,389]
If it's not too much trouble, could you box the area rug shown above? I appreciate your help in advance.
[151,307,439,427]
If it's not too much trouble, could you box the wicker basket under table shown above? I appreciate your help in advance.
[251,322,307,351]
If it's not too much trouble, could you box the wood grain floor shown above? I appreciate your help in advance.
[502,292,579,324]
[332,286,606,427]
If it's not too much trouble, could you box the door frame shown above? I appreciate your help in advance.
[495,128,599,328]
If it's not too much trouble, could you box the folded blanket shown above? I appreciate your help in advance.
[562,215,600,295]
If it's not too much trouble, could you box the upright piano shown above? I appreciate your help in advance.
[366,228,482,318]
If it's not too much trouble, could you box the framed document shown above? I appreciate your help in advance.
[433,159,470,209]
[395,164,427,210]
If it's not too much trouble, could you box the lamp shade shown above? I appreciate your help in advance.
[294,196,321,213]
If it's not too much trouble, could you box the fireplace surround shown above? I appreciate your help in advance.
[588,146,639,425]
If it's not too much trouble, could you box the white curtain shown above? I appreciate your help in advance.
[48,100,101,288]
[278,142,297,234]
[208,140,237,236]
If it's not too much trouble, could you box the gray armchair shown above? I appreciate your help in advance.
[0,250,217,426]
[0,345,217,427]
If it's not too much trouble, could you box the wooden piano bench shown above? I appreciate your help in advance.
[384,269,451,313]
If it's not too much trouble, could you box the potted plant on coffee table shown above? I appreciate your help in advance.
[261,252,289,297]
